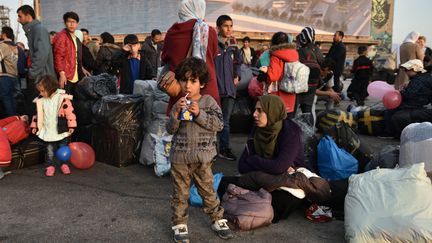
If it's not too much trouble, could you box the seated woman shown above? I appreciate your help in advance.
[218,95,329,222]
[238,95,305,175]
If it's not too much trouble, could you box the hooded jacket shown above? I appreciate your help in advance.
[266,43,299,112]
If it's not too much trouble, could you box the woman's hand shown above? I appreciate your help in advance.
[287,167,295,174]
[32,128,37,134]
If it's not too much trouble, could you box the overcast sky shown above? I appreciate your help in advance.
[3,0,432,48]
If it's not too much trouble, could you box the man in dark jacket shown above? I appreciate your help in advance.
[142,29,163,77]
[215,15,242,161]
[80,28,97,73]
[384,59,432,138]
[326,31,346,92]
[113,34,154,94]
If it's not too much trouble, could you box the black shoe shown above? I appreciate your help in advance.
[218,149,237,161]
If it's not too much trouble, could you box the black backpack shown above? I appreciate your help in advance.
[324,121,374,172]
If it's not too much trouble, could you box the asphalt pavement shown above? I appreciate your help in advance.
[0,81,399,243]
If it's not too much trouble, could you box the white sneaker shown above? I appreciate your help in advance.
[211,219,234,240]
[172,224,189,243]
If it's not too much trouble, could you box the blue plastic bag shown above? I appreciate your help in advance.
[317,135,358,180]
[189,172,223,207]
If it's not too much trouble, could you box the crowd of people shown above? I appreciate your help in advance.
[1,0,432,242]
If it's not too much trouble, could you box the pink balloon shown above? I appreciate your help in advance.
[382,90,402,109]
[69,142,95,169]
[367,81,395,99]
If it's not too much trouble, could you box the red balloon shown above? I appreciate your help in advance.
[382,90,402,109]
[68,142,95,169]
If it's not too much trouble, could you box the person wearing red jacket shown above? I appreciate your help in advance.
[260,32,298,116]
[161,0,219,115]
[52,12,90,95]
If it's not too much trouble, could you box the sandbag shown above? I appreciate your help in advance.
[399,122,432,172]
[222,184,273,231]
[316,109,356,132]
[345,163,432,243]
[230,96,254,134]
[356,104,386,136]
[189,173,223,207]
[325,121,374,172]
[317,135,358,180]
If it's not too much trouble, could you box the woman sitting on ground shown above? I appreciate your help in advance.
[238,95,305,174]
[219,95,320,222]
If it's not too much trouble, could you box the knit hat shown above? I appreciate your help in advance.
[299,27,315,46]
[400,59,426,73]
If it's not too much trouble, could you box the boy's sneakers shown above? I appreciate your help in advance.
[45,166,55,177]
[172,224,189,243]
[218,149,236,161]
[211,219,234,240]
[60,164,71,175]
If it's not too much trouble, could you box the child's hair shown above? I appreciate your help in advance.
[271,32,288,46]
[175,57,209,85]
[35,75,59,96]
[357,45,368,55]
[216,15,232,27]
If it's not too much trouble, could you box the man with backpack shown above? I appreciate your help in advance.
[0,28,20,116]
[298,27,324,125]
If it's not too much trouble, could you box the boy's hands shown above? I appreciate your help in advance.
[188,101,200,116]
[32,128,37,134]
[174,97,188,119]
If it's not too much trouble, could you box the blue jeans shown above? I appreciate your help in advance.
[45,138,69,167]
[219,97,235,151]
[0,76,18,116]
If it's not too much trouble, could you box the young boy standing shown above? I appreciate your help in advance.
[167,57,233,243]
[214,15,242,161]
[347,46,373,106]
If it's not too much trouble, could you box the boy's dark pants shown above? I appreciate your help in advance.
[171,161,224,225]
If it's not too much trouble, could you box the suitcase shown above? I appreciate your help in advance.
[6,138,46,171]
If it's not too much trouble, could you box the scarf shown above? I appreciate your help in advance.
[178,0,208,61]
[397,31,420,66]
[299,27,315,46]
[254,95,287,159]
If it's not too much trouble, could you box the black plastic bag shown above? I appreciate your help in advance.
[230,96,254,134]
[92,94,144,132]
[92,73,117,97]
[74,100,96,126]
